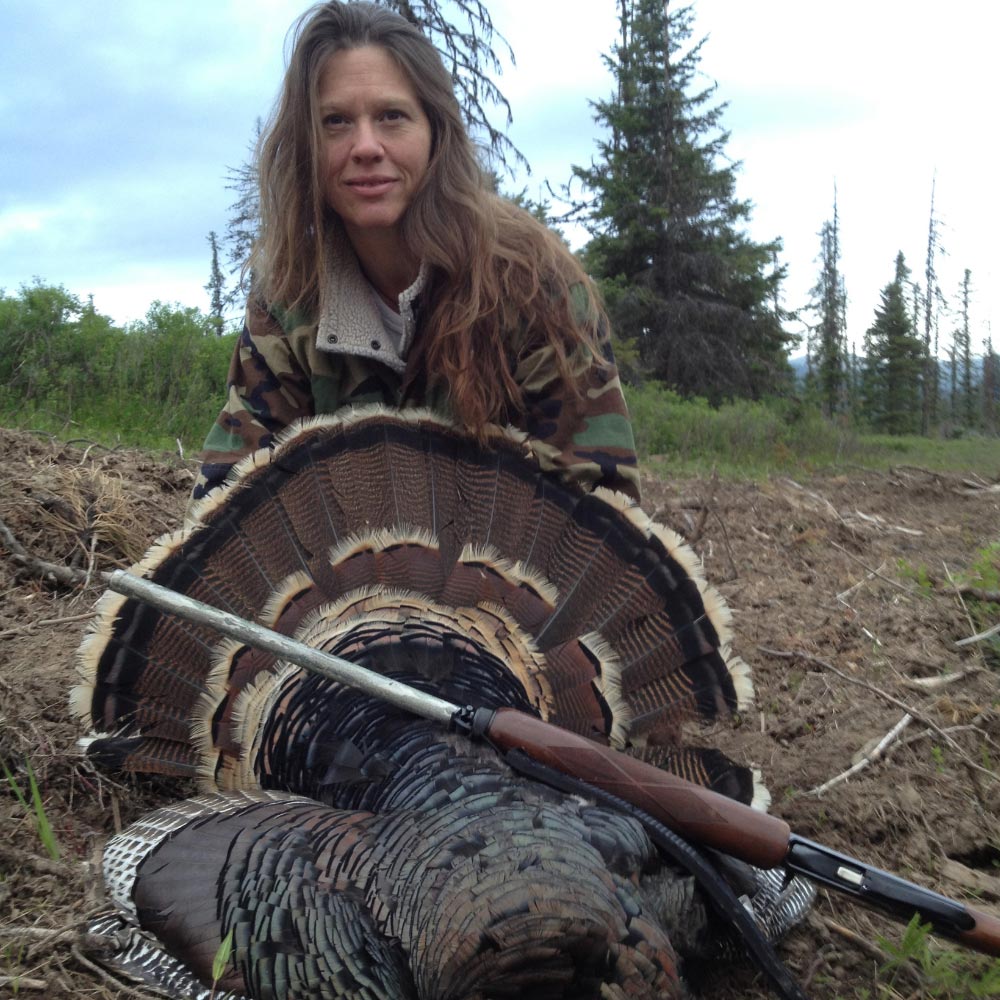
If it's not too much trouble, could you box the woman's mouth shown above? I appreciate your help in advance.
[347,177,397,196]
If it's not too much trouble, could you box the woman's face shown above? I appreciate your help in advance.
[317,46,432,246]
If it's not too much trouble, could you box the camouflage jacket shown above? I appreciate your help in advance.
[194,249,640,504]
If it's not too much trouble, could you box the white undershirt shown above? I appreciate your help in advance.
[371,291,406,356]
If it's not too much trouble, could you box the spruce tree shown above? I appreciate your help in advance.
[204,231,226,335]
[223,118,263,310]
[921,178,942,432]
[953,269,974,428]
[393,0,523,176]
[806,191,847,418]
[571,0,790,398]
[982,335,999,434]
[861,252,925,434]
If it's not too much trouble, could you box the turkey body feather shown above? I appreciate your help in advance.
[72,407,789,999]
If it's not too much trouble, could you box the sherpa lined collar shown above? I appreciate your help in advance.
[316,229,427,374]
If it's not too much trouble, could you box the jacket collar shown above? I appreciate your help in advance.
[316,228,426,374]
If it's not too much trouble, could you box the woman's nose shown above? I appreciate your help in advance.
[351,120,384,160]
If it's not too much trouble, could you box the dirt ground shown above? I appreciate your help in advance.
[1,425,998,1000]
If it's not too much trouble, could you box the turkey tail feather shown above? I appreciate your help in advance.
[74,409,755,798]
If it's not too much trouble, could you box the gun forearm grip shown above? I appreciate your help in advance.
[484,707,791,868]
[957,906,1000,958]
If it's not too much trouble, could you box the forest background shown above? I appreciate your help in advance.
[2,0,998,468]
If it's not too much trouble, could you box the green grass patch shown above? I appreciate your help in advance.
[0,283,235,454]
[875,914,1000,997]
[624,383,1000,478]
[959,540,1000,668]
[3,759,61,862]
[1,399,215,456]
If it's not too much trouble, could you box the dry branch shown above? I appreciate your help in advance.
[957,622,1000,647]
[758,647,997,782]
[957,586,1000,603]
[829,542,918,596]
[0,611,95,640]
[807,713,914,796]
[0,512,93,587]
[0,841,67,877]
[901,667,981,692]
[0,975,48,990]
[836,560,889,603]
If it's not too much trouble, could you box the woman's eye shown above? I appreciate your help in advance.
[323,113,347,128]
[382,110,405,122]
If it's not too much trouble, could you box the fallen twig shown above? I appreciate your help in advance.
[886,721,995,759]
[836,560,889,603]
[0,974,48,990]
[849,509,923,536]
[712,509,739,581]
[943,562,984,645]
[0,842,67,877]
[819,914,892,965]
[956,622,1000,647]
[0,513,92,587]
[758,647,997,782]
[0,926,90,942]
[957,585,1000,603]
[901,667,981,692]
[959,482,1000,495]
[808,713,914,796]
[829,542,918,597]
[0,514,30,558]
[687,471,719,545]
[0,611,96,640]
[817,913,928,994]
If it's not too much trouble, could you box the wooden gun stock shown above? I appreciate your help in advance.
[958,908,1000,956]
[483,706,1000,959]
[483,706,791,867]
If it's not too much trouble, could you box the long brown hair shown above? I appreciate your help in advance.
[251,1,608,428]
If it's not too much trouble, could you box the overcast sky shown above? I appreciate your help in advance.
[2,0,996,356]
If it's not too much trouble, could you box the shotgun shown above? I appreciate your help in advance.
[106,569,1000,963]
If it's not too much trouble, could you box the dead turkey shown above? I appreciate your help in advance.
[72,407,813,999]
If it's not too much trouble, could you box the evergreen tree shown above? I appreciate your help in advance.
[806,189,847,418]
[223,118,263,310]
[952,269,974,428]
[571,0,790,398]
[205,231,226,335]
[920,178,942,432]
[861,252,925,434]
[982,335,999,434]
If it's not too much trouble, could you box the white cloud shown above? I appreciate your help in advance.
[0,207,59,241]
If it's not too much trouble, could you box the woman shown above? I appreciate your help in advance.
[193,0,640,505]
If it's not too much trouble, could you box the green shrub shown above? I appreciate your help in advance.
[0,283,234,451]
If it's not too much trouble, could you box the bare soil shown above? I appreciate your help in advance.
[1,425,999,999]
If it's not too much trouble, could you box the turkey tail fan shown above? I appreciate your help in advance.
[72,406,757,804]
